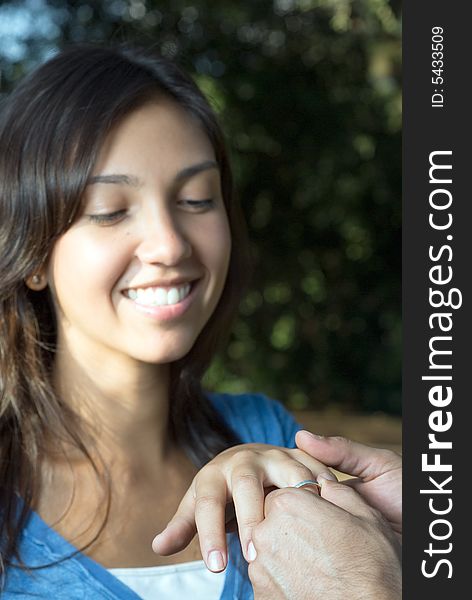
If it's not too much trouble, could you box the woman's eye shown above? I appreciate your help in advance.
[87,210,127,225]
[178,199,215,210]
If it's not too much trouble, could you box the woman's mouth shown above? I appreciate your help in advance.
[124,282,192,307]
[122,280,200,321]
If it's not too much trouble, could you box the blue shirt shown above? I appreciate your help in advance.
[2,393,301,599]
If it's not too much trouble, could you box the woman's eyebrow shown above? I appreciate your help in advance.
[88,160,219,187]
[88,173,141,186]
[174,160,219,182]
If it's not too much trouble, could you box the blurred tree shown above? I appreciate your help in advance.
[0,0,401,414]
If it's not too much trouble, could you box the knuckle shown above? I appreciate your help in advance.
[194,494,220,512]
[232,471,262,490]
[266,448,289,460]
[378,448,402,467]
[232,448,258,463]
[331,435,349,446]
[241,518,262,531]
[269,488,297,511]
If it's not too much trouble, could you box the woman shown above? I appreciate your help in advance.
[0,44,330,599]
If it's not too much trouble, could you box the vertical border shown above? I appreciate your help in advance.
[403,1,469,596]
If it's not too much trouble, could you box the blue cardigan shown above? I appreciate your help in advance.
[3,393,301,599]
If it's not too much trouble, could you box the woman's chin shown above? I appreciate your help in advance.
[131,343,195,366]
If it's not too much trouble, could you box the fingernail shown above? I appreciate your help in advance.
[151,534,162,553]
[208,550,225,572]
[247,541,257,562]
[317,470,337,482]
[302,430,324,440]
[317,474,336,488]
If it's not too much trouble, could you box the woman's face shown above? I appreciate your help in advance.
[47,99,231,366]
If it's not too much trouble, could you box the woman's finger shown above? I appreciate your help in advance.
[229,464,265,562]
[151,486,197,555]
[193,467,229,572]
[288,448,338,483]
[260,448,336,488]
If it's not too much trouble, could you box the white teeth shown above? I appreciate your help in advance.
[127,283,192,307]
[155,288,167,305]
[144,288,154,304]
[167,288,180,305]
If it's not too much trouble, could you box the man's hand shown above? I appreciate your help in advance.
[249,479,402,600]
[296,431,402,537]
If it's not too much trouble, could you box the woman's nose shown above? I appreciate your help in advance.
[135,210,192,266]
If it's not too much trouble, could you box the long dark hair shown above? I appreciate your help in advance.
[0,44,252,576]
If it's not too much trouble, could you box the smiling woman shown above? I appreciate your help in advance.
[0,46,247,444]
[0,44,258,598]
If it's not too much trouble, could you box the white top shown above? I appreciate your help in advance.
[108,560,226,600]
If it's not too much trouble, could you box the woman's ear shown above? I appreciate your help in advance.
[25,271,48,291]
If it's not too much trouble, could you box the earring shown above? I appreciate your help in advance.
[26,273,46,290]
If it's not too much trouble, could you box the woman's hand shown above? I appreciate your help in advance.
[151,443,333,572]
[295,431,402,538]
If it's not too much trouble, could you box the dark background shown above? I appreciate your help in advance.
[0,0,402,417]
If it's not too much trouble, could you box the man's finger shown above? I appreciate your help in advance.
[263,479,374,522]
[295,431,401,480]
[318,477,379,520]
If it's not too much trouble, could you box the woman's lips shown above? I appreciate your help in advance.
[125,280,199,321]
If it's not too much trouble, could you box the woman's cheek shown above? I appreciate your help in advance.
[49,230,131,304]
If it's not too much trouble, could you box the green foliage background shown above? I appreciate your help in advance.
[0,0,402,414]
